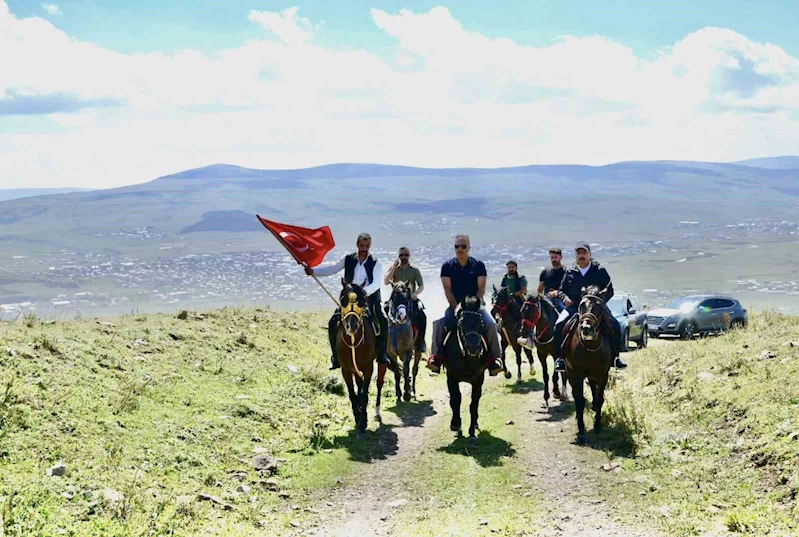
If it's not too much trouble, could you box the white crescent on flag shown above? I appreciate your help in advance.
[279,231,310,252]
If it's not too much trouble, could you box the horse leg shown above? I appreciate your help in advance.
[403,349,412,402]
[394,351,404,404]
[515,344,523,383]
[500,334,512,379]
[560,371,569,402]
[469,379,483,439]
[359,371,372,435]
[537,347,550,408]
[447,375,462,437]
[411,348,421,400]
[570,372,587,444]
[343,372,359,428]
[593,378,608,434]
[375,363,387,423]
[588,378,599,412]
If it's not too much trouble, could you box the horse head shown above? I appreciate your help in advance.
[457,296,486,359]
[389,281,412,324]
[491,286,512,318]
[340,279,368,337]
[578,285,606,342]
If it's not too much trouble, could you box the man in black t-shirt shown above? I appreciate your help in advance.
[425,234,503,376]
[538,247,566,312]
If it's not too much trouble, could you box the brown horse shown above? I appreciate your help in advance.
[491,285,530,381]
[336,280,401,435]
[386,281,423,403]
[442,296,489,439]
[563,285,613,444]
[519,294,568,407]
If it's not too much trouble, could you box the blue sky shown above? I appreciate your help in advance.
[8,0,799,57]
[1,1,798,188]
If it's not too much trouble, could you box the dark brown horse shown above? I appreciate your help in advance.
[563,286,613,444]
[337,280,400,435]
[519,294,568,407]
[386,281,423,403]
[442,296,489,439]
[491,285,530,381]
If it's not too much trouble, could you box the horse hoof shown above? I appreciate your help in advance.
[450,422,461,432]
[357,431,368,440]
[456,428,463,438]
[504,371,512,379]
[468,435,478,443]
[576,433,586,445]
[403,393,411,402]
[560,394,568,403]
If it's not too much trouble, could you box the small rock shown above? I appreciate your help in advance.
[782,341,798,348]
[289,521,300,528]
[708,505,721,514]
[262,479,279,491]
[252,454,278,474]
[759,350,777,360]
[47,462,67,477]
[323,449,333,454]
[236,484,251,494]
[505,420,515,425]
[698,372,715,381]
[134,339,148,347]
[512,485,523,490]
[659,506,672,517]
[197,493,233,511]
[671,469,683,478]
[177,310,189,320]
[235,395,251,400]
[788,431,799,441]
[98,321,115,327]
[252,436,263,443]
[634,475,650,484]
[249,323,258,329]
[100,488,125,505]
[287,365,299,374]
[133,355,148,362]
[253,446,270,454]
[387,499,407,508]
[278,491,291,499]
[479,520,489,526]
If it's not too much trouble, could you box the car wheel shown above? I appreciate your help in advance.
[621,329,630,352]
[639,328,648,349]
[680,321,697,340]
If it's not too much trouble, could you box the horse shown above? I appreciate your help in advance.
[386,281,423,403]
[519,293,568,407]
[442,296,490,439]
[336,280,401,435]
[562,285,614,444]
[490,285,530,381]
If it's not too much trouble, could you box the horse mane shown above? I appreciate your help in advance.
[461,296,481,312]
[582,285,602,298]
[537,293,557,317]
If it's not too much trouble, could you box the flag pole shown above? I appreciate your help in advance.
[259,215,340,308]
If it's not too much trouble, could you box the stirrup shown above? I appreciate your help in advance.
[554,358,566,372]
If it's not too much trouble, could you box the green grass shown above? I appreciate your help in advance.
[0,307,387,536]
[604,313,799,536]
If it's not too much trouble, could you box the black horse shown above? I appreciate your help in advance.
[491,285,532,382]
[442,296,490,439]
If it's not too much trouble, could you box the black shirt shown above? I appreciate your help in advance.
[441,256,487,304]
[559,261,614,305]
[539,266,565,293]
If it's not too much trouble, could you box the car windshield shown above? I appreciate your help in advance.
[607,298,626,314]
[665,298,700,313]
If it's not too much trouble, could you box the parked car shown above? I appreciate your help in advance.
[607,294,648,351]
[647,295,748,340]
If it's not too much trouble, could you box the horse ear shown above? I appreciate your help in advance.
[581,286,587,296]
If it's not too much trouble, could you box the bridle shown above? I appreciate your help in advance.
[456,309,487,359]
[521,296,554,345]
[387,289,413,328]
[577,293,605,353]
[340,289,366,378]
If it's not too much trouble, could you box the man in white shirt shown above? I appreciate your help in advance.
[305,233,391,369]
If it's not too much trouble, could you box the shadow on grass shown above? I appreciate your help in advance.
[535,399,576,423]
[324,422,401,463]
[386,398,437,427]
[577,421,636,458]
[437,430,516,468]
[504,377,544,395]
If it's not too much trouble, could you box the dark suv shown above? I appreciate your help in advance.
[647,295,748,340]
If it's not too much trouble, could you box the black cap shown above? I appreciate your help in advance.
[575,242,591,252]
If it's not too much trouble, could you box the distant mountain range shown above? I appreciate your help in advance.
[0,157,796,256]
[0,188,91,202]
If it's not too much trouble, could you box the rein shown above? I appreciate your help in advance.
[521,297,554,345]
[340,291,366,379]
[456,310,487,359]
[577,295,605,353]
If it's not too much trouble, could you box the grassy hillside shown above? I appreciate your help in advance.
[605,313,799,536]
[0,308,390,536]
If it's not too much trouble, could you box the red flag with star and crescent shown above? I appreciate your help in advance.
[256,215,335,268]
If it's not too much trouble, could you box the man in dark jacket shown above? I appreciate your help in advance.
[552,242,627,372]
[305,233,391,370]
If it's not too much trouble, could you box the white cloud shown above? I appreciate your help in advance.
[0,2,798,188]
[41,3,61,16]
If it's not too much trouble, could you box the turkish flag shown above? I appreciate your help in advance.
[256,215,335,268]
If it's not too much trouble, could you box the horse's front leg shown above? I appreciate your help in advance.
[402,349,412,402]
[593,377,608,434]
[343,371,359,427]
[536,347,550,408]
[375,363,387,423]
[411,348,421,400]
[560,371,569,402]
[515,344,523,383]
[394,351,404,404]
[359,371,372,435]
[447,375,462,437]
[469,379,483,439]
[570,372,587,443]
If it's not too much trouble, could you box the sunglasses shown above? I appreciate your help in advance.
[399,254,409,258]
[454,244,468,250]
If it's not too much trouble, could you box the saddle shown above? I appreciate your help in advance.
[561,314,580,353]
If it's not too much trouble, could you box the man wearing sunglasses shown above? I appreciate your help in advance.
[384,247,427,352]
[425,235,503,376]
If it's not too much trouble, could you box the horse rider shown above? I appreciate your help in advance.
[425,234,504,376]
[305,232,391,370]
[383,246,427,352]
[551,242,628,373]
[500,259,527,307]
[538,247,566,312]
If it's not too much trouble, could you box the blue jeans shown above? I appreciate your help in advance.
[550,297,566,313]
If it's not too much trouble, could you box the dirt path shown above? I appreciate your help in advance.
[299,366,662,537]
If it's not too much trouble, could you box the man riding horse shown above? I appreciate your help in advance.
[538,247,566,312]
[305,233,391,370]
[500,260,527,308]
[425,234,503,377]
[383,246,427,353]
[552,242,627,373]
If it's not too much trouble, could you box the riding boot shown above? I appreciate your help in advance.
[328,311,341,370]
[373,305,391,366]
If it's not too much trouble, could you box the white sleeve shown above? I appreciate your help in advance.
[364,259,383,296]
[313,256,346,277]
